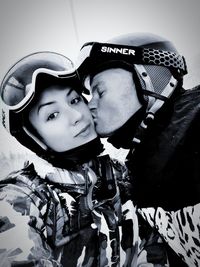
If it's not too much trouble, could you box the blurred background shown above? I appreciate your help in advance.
[0,0,200,177]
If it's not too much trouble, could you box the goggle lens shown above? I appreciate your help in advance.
[1,52,78,111]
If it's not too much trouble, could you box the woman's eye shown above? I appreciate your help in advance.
[71,96,82,104]
[47,112,59,121]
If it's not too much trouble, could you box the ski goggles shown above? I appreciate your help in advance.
[76,42,188,84]
[1,52,81,112]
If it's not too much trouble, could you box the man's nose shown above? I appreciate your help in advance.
[88,97,97,111]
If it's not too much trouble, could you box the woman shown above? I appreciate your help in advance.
[0,52,167,266]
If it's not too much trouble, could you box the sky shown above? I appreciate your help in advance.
[0,0,200,161]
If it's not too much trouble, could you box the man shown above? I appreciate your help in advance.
[76,32,200,266]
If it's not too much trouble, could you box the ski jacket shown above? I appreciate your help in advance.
[127,85,200,267]
[0,154,168,267]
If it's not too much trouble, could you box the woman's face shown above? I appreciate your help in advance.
[29,84,97,152]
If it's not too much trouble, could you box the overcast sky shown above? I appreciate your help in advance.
[0,0,200,157]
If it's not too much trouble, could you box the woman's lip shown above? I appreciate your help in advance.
[75,124,90,137]
[91,112,97,120]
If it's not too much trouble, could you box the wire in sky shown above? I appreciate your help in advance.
[69,0,79,45]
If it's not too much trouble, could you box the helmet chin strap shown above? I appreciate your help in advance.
[131,64,178,145]
[22,126,48,150]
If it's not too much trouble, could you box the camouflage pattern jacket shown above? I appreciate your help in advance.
[0,154,168,267]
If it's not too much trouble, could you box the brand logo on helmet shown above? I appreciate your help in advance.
[2,108,6,128]
[101,46,135,56]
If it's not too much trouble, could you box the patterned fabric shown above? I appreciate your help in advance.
[0,155,169,266]
[124,86,200,266]
[139,205,200,267]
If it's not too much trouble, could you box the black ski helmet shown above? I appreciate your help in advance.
[0,51,83,155]
[76,32,187,118]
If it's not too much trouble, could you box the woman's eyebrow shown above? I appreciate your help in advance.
[37,88,74,113]
[66,88,74,97]
[37,101,55,114]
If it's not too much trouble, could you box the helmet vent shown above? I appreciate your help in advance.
[143,65,172,95]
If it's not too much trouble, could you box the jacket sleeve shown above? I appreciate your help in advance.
[139,204,200,267]
[109,158,169,266]
[0,183,61,267]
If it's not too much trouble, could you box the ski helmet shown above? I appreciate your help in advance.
[0,51,83,154]
[76,32,187,118]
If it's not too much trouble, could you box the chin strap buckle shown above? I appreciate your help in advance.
[131,111,155,154]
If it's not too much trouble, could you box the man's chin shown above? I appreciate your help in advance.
[96,126,119,138]
[95,128,109,138]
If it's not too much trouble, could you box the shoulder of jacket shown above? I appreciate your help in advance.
[172,86,200,115]
[182,85,200,98]
[0,162,51,200]
[0,163,52,213]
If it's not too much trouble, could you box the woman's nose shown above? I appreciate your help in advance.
[67,106,83,125]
